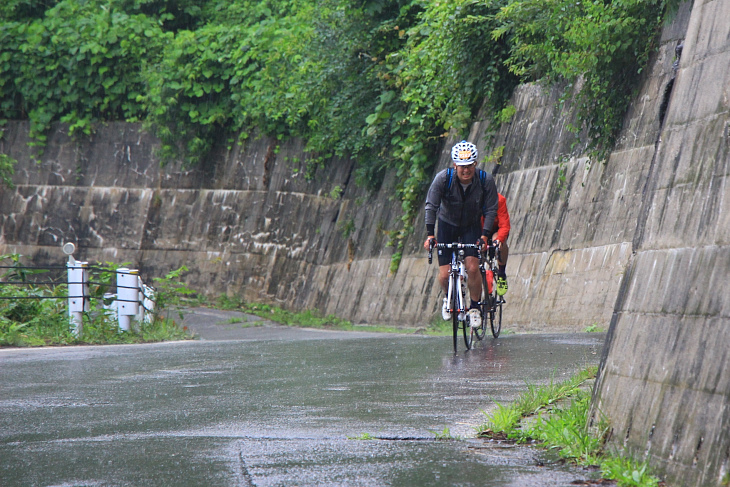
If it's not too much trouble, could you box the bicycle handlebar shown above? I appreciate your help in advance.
[433,243,481,249]
[427,241,484,265]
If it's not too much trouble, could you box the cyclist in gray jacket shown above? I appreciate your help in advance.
[423,140,499,327]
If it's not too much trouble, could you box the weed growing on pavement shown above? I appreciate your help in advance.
[477,366,663,486]
[216,316,265,328]
[515,368,596,416]
[481,401,523,437]
[528,389,606,464]
[347,433,377,441]
[600,456,661,487]
[429,427,461,441]
[584,323,604,333]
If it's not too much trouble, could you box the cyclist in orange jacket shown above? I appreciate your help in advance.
[491,193,510,295]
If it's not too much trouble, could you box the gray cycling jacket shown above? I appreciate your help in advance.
[424,168,499,235]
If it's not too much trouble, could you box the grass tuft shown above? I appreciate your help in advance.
[347,433,376,440]
[429,427,461,441]
[477,366,663,486]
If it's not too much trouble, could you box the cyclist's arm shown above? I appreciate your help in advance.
[493,194,511,242]
[480,176,499,238]
[425,170,447,236]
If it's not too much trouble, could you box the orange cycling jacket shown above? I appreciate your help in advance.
[492,193,510,242]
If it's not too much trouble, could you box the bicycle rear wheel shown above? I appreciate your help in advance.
[488,268,501,338]
[474,271,488,341]
[491,296,502,338]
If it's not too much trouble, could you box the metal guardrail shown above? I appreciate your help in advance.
[0,252,155,337]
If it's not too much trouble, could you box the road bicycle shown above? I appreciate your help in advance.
[482,242,505,338]
[428,241,487,352]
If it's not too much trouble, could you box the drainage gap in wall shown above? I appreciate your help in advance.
[658,40,684,128]
[263,141,275,190]
[658,79,674,126]
[692,435,704,467]
[645,423,656,456]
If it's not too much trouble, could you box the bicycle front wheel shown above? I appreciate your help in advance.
[484,268,500,338]
[463,309,473,350]
[452,277,460,353]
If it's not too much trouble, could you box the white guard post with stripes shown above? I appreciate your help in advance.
[116,268,140,332]
[67,258,90,337]
[63,242,155,335]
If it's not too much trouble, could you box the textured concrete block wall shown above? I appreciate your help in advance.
[592,0,730,485]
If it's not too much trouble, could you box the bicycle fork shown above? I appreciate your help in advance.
[447,264,467,320]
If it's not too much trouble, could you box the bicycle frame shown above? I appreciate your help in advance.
[428,241,483,352]
[446,247,466,320]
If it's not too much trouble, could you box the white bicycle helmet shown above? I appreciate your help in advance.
[451,140,478,165]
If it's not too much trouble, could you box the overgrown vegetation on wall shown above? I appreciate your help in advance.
[0,0,680,265]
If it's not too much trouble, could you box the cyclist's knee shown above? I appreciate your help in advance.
[465,257,480,273]
[438,265,450,286]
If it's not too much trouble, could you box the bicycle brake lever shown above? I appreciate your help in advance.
[427,238,436,264]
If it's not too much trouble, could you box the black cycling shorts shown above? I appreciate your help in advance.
[436,219,482,266]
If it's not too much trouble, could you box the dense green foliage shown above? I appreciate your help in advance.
[1,0,677,261]
[494,0,669,157]
[0,153,15,188]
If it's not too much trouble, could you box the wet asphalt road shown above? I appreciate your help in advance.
[0,308,605,486]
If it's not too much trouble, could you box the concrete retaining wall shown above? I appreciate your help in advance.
[592,0,730,485]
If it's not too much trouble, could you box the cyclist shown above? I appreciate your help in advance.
[489,162,510,295]
[423,140,499,329]
[491,193,511,295]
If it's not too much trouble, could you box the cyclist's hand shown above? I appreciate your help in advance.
[480,235,489,252]
[424,236,436,250]
[493,239,501,250]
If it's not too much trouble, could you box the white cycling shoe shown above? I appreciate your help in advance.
[442,298,451,320]
[468,308,482,328]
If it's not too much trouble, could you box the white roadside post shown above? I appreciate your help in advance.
[64,243,89,337]
[137,276,155,324]
[117,268,140,331]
